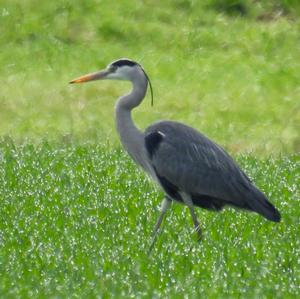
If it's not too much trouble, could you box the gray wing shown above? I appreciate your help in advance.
[145,121,249,204]
[144,120,281,221]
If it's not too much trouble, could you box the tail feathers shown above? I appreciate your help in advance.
[246,187,281,222]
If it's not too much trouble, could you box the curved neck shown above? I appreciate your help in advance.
[115,74,149,169]
[116,73,148,111]
[115,73,147,134]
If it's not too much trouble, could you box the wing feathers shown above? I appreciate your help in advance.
[145,121,280,222]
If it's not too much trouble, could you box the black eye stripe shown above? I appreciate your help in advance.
[111,59,138,68]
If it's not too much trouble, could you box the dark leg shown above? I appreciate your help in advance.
[148,197,171,253]
[180,192,202,241]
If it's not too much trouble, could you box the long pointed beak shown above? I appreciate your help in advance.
[69,69,110,84]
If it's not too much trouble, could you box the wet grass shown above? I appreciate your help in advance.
[0,140,299,298]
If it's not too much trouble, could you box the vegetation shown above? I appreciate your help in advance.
[1,0,299,152]
[0,141,299,298]
[0,0,299,297]
[208,0,300,17]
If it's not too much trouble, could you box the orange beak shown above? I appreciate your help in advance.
[69,69,111,84]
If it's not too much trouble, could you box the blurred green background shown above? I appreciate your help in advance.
[1,0,299,153]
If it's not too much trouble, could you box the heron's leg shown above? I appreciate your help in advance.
[180,192,202,240]
[152,197,171,236]
[148,197,171,253]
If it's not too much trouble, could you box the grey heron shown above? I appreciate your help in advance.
[70,58,281,248]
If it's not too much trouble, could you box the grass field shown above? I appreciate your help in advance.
[0,141,299,298]
[0,0,300,298]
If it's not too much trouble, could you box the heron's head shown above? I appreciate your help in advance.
[70,58,153,104]
[70,58,147,83]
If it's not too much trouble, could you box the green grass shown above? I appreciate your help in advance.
[0,1,300,297]
[1,1,300,153]
[0,140,299,298]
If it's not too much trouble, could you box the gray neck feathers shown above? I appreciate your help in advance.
[115,71,150,171]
